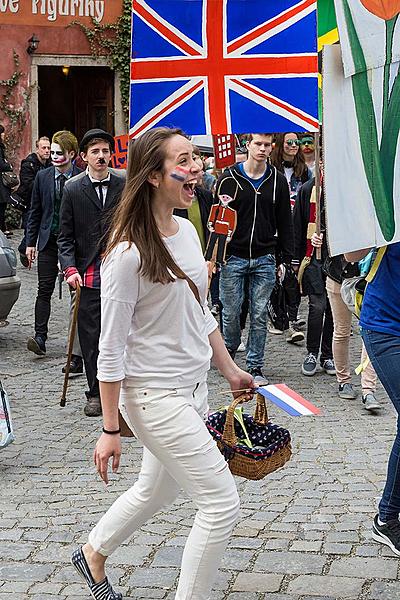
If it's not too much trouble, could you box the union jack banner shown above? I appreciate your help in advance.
[130,0,319,137]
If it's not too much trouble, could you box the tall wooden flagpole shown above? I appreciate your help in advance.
[314,130,321,260]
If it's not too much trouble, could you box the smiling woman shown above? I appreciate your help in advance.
[70,126,254,600]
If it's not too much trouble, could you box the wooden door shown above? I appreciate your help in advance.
[74,67,114,142]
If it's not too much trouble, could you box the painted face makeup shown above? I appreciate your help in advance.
[170,165,190,182]
[300,137,315,154]
[169,165,197,200]
[50,142,69,167]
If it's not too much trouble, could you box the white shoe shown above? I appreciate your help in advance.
[286,323,305,344]
[237,340,246,353]
[293,318,306,331]
[268,322,284,335]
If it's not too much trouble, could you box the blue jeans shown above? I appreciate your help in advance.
[362,328,400,521]
[220,254,276,370]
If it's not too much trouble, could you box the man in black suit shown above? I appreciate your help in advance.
[58,129,125,417]
[26,130,81,356]
[16,136,51,267]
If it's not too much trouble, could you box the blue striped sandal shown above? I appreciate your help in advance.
[71,547,122,600]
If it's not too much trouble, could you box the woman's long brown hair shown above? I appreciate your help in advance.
[105,127,193,285]
[270,132,308,180]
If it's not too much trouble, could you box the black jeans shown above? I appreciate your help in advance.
[35,236,59,339]
[283,267,301,322]
[78,286,101,399]
[18,211,29,255]
[306,291,333,361]
[0,203,6,232]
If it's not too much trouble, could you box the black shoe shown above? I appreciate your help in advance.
[27,335,46,356]
[62,355,84,375]
[84,396,102,417]
[71,547,122,599]
[19,253,29,268]
[372,515,400,556]
[321,358,336,375]
[249,367,268,385]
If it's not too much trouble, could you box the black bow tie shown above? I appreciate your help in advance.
[92,180,110,187]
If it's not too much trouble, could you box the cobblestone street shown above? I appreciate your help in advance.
[1,231,399,600]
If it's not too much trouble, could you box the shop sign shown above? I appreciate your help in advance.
[0,0,122,25]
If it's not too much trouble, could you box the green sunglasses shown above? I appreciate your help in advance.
[285,139,301,147]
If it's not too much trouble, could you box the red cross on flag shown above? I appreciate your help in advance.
[130,0,319,136]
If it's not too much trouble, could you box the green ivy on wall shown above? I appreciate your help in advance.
[70,0,132,124]
[0,51,34,163]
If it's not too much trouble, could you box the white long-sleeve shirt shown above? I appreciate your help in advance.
[97,217,217,388]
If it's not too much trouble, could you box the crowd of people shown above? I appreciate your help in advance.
[1,124,400,598]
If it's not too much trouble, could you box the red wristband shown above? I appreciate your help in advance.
[64,266,79,279]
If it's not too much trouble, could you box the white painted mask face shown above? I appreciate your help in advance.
[50,142,69,167]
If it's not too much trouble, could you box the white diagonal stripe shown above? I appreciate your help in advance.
[265,385,314,416]
[228,1,316,57]
[134,0,204,57]
[130,78,204,138]
[228,77,319,131]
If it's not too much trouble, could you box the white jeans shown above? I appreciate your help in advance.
[88,380,240,600]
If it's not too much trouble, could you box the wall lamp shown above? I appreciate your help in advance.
[27,34,40,55]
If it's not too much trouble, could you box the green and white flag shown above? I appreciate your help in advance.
[323,1,400,254]
[323,41,400,254]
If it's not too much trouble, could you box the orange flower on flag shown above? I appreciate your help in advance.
[360,0,400,20]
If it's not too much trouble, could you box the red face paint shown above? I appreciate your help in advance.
[170,166,190,182]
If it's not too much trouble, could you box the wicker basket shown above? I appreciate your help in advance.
[206,393,292,480]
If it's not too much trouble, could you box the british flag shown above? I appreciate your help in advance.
[130,0,319,137]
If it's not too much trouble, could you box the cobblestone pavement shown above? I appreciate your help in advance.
[1,231,399,600]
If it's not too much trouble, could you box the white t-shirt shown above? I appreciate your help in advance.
[283,166,294,186]
[97,217,217,388]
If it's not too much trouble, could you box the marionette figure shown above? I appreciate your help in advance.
[204,194,237,265]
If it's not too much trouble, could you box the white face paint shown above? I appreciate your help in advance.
[50,142,70,167]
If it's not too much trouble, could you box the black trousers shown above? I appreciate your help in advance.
[78,286,100,399]
[18,211,29,255]
[283,268,301,322]
[306,291,334,361]
[0,203,6,232]
[35,236,59,339]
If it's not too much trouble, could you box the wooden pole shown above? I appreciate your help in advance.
[314,129,321,260]
[60,283,81,407]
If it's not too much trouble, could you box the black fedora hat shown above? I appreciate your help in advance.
[79,128,115,153]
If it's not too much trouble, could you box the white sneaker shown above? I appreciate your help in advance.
[268,322,284,335]
[293,318,306,330]
[286,323,305,344]
[237,339,246,352]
